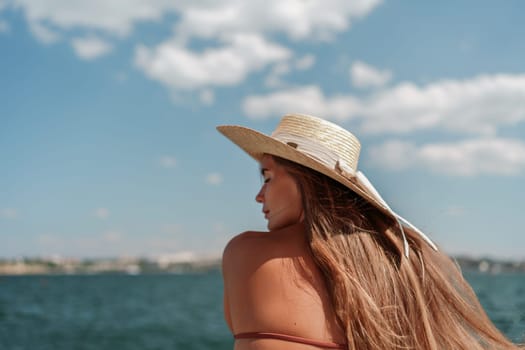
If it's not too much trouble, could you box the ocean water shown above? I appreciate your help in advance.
[0,271,524,350]
[465,271,525,343]
[0,272,233,350]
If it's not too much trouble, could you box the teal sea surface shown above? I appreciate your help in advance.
[0,271,524,349]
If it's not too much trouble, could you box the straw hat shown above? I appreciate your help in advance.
[217,113,438,256]
[217,113,390,215]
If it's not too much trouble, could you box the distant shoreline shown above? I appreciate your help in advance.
[0,256,524,276]
[0,256,222,275]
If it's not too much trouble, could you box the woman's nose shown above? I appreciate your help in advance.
[255,186,264,203]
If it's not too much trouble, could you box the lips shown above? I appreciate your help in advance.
[263,209,269,219]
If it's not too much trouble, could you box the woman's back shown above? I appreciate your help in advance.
[222,222,346,349]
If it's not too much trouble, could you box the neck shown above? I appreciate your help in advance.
[269,221,306,238]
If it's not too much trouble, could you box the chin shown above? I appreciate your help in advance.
[267,222,281,231]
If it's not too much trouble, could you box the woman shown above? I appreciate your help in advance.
[217,113,521,349]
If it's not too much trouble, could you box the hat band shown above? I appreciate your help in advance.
[271,131,356,178]
[271,131,438,258]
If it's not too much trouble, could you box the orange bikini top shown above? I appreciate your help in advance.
[234,332,347,349]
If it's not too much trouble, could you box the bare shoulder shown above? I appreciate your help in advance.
[222,231,274,274]
[222,225,307,274]
[222,227,339,337]
[223,230,266,254]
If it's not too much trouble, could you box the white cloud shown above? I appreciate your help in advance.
[0,0,385,53]
[3,0,383,46]
[350,60,392,89]
[29,22,60,44]
[200,89,215,105]
[71,36,112,60]
[367,140,416,171]
[159,155,177,168]
[7,0,382,42]
[4,1,382,94]
[10,0,177,37]
[94,207,110,219]
[135,33,291,90]
[359,74,525,135]
[1,208,18,219]
[206,172,223,185]
[264,55,316,88]
[265,62,291,88]
[243,85,360,121]
[243,74,525,135]
[0,19,10,33]
[173,0,382,42]
[368,138,525,176]
[295,54,315,70]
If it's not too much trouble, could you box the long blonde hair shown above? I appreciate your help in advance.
[275,156,522,350]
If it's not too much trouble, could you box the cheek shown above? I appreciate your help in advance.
[285,183,302,213]
[292,190,303,214]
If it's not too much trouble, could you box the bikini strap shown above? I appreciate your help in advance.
[234,332,347,349]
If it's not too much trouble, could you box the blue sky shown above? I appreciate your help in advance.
[1,0,524,260]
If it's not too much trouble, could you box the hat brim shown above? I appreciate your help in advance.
[217,125,391,216]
